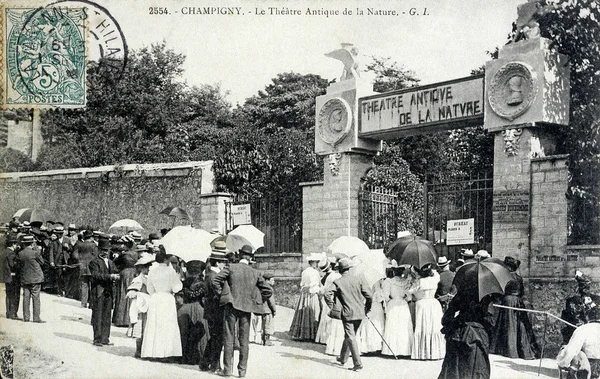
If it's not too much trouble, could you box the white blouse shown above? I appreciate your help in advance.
[301,266,322,294]
[146,263,183,295]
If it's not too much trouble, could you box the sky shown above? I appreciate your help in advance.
[91,0,525,105]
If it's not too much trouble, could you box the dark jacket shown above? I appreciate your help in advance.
[72,240,98,276]
[204,268,224,321]
[89,255,118,302]
[260,281,276,315]
[212,263,272,314]
[1,247,19,284]
[19,245,45,285]
[325,270,372,321]
[49,238,72,266]
[436,270,456,299]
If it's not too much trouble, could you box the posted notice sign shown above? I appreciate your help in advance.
[446,218,475,245]
[231,204,251,226]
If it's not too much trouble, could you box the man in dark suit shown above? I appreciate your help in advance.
[49,225,72,297]
[73,230,98,308]
[2,238,21,319]
[325,257,372,371]
[213,244,271,378]
[89,239,119,346]
[202,242,229,373]
[436,256,456,312]
[19,235,46,323]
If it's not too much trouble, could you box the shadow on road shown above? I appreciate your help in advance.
[277,351,336,368]
[493,358,559,378]
[272,331,325,355]
[54,331,92,344]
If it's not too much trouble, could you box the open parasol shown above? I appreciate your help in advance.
[327,236,370,258]
[157,225,213,262]
[15,208,55,223]
[109,219,144,233]
[453,258,514,301]
[226,225,264,253]
[159,206,193,227]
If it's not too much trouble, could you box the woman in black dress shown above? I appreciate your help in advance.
[489,256,540,359]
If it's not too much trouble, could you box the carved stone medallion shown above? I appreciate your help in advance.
[317,98,352,146]
[488,62,537,121]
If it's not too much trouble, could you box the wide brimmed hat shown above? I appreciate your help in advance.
[239,244,254,256]
[68,223,78,230]
[135,254,155,266]
[306,252,325,262]
[437,256,451,267]
[130,231,142,240]
[82,230,94,239]
[212,240,227,253]
[336,257,356,272]
[475,250,490,259]
[53,226,65,234]
[461,249,475,258]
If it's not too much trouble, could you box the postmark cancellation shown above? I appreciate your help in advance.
[2,4,87,108]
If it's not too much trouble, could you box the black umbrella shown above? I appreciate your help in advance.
[387,235,436,264]
[17,208,55,223]
[453,258,513,301]
[160,206,193,227]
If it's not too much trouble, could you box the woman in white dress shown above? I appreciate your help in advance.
[289,253,323,340]
[381,265,418,357]
[315,259,334,344]
[411,263,445,360]
[324,267,344,356]
[141,247,183,359]
[359,277,386,354]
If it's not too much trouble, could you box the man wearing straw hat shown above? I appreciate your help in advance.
[325,257,372,371]
[436,256,456,312]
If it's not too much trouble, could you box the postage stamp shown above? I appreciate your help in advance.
[2,5,87,108]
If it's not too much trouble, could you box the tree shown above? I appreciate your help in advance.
[0,147,36,173]
[367,56,420,93]
[536,0,600,243]
[237,72,330,131]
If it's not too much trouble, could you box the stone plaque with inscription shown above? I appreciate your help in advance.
[493,190,530,223]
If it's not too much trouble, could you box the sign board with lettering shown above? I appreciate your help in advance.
[358,75,484,139]
[231,204,251,226]
[446,218,475,246]
[493,190,529,223]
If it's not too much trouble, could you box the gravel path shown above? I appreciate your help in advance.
[0,290,561,379]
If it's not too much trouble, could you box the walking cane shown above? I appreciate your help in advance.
[366,315,398,360]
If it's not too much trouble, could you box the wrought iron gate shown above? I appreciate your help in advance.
[225,194,302,254]
[358,184,398,249]
[424,171,494,262]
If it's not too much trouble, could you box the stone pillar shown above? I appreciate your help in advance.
[485,36,570,266]
[31,109,43,161]
[195,193,233,234]
[302,152,373,255]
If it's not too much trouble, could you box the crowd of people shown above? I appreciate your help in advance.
[1,218,599,379]
[0,219,276,378]
[288,248,599,379]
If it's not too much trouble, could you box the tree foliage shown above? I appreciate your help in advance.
[0,147,36,173]
[536,0,600,243]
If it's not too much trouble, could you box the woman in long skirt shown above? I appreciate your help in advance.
[315,259,335,344]
[141,247,183,359]
[359,277,387,354]
[490,256,539,359]
[324,268,344,356]
[412,264,445,360]
[382,266,417,357]
[289,253,323,340]
[112,243,139,326]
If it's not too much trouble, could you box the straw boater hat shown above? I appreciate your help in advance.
[68,224,78,231]
[475,250,490,259]
[437,256,451,267]
[209,240,229,261]
[21,235,34,244]
[336,257,356,272]
[461,249,475,258]
[130,231,142,241]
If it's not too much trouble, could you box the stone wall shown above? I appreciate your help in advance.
[301,152,373,257]
[0,161,215,236]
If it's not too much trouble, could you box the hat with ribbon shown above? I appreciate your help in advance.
[68,223,78,230]
[475,250,490,259]
[212,240,227,253]
[135,253,156,267]
[53,225,65,234]
[437,256,451,267]
[22,221,31,228]
[130,231,142,240]
[21,235,35,244]
[461,249,475,258]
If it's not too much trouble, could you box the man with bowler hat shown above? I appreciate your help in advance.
[325,257,372,371]
[19,235,45,323]
[89,239,119,346]
[212,244,272,377]
[203,240,229,373]
[73,230,98,308]
[2,237,21,319]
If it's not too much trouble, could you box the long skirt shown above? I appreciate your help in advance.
[490,295,540,359]
[381,299,412,356]
[438,322,490,379]
[289,290,320,340]
[178,302,208,365]
[141,292,182,358]
[112,268,136,326]
[412,298,445,360]
[325,319,345,356]
[359,299,386,354]
[315,296,330,344]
